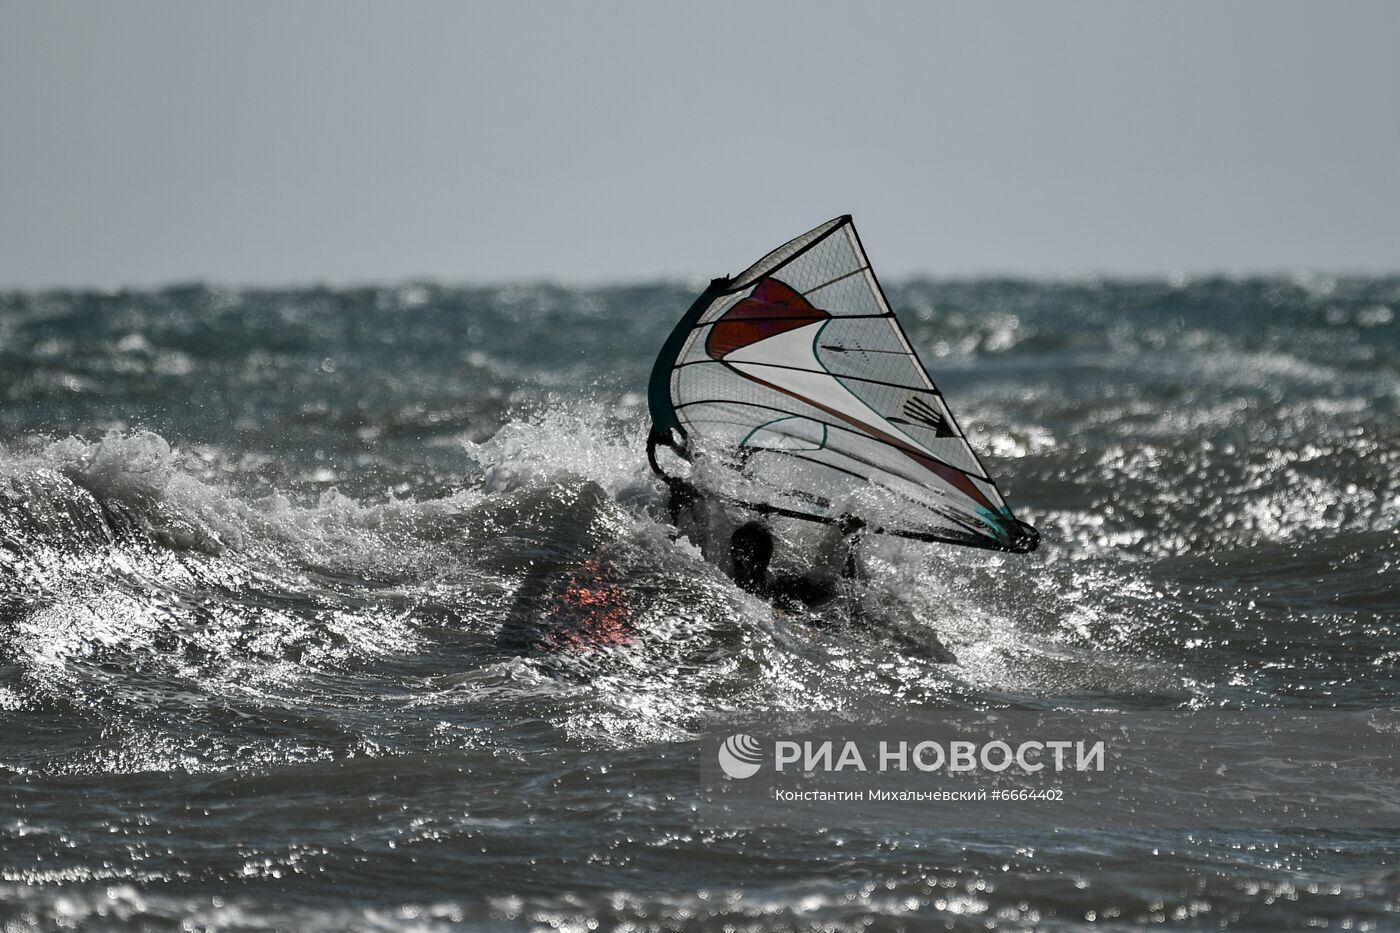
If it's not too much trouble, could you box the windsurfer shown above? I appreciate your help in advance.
[729,516,864,612]
[655,458,863,612]
[656,463,956,661]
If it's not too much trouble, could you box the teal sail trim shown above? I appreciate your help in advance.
[739,416,828,452]
[647,276,731,444]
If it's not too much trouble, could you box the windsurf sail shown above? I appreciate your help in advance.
[648,216,1038,553]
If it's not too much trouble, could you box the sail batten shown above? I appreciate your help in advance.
[648,216,1038,553]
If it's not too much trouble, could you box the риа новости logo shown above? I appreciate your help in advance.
[718,734,764,779]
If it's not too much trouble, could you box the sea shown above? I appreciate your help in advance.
[1,276,1397,930]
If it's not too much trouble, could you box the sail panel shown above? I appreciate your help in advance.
[650,216,1036,552]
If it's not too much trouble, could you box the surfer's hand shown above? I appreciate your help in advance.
[837,513,865,537]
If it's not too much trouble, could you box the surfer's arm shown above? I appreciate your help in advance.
[810,514,866,582]
[647,427,705,526]
[660,475,701,525]
[657,468,705,532]
[768,518,863,612]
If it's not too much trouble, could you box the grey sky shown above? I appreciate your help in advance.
[2,1,1397,289]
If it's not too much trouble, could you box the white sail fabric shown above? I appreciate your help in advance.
[650,216,1036,552]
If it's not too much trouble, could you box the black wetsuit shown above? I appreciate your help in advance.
[739,570,841,613]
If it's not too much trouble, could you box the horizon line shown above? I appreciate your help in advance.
[5,266,1399,295]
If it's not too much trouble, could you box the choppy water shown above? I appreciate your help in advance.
[1,277,1398,929]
